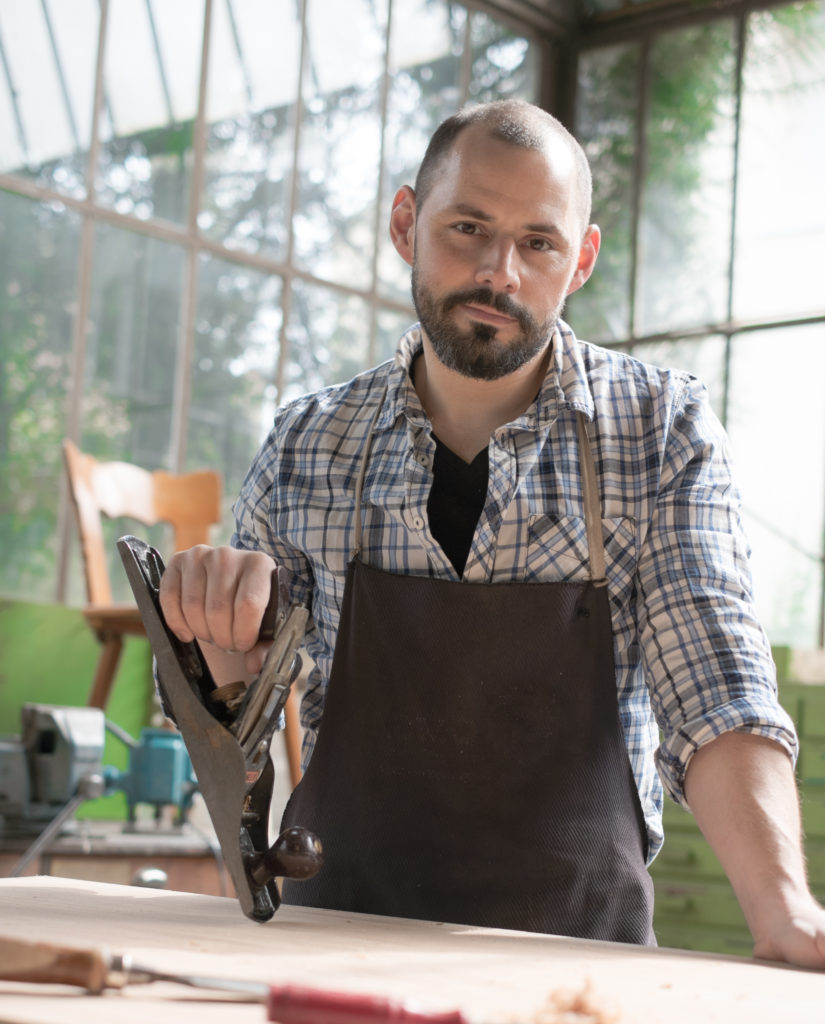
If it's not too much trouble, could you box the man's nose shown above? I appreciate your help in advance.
[474,238,520,293]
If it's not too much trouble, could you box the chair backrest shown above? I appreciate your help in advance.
[63,439,222,606]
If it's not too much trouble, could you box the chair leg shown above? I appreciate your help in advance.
[282,688,303,790]
[88,635,124,709]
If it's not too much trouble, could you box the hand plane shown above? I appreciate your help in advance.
[116,535,322,922]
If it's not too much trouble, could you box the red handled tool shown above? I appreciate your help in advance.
[0,936,472,1023]
[267,986,467,1023]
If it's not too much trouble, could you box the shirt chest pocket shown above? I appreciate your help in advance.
[525,513,637,601]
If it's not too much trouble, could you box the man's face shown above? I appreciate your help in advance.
[406,125,593,381]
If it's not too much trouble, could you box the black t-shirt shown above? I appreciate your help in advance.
[426,436,489,576]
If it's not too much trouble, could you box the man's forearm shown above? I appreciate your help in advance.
[683,729,825,966]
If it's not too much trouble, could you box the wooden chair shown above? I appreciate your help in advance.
[62,439,303,789]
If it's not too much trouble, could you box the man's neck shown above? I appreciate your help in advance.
[412,335,553,463]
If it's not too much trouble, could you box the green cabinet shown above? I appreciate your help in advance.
[650,653,825,955]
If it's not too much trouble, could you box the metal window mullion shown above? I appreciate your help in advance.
[145,0,175,125]
[820,426,825,647]
[168,0,212,473]
[721,11,747,430]
[458,10,474,107]
[627,36,649,344]
[0,19,30,162]
[598,311,825,347]
[64,0,108,441]
[465,0,569,39]
[40,0,80,150]
[275,0,310,404]
[224,0,254,107]
[56,0,109,602]
[366,0,394,368]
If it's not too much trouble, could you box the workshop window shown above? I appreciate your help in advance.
[569,0,825,647]
[2,0,822,653]
[0,0,538,605]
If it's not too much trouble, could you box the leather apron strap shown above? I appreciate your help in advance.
[576,412,607,585]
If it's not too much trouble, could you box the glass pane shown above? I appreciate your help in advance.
[0,0,98,194]
[188,255,283,532]
[733,2,825,322]
[83,226,186,465]
[467,10,538,104]
[96,0,204,222]
[80,224,187,597]
[637,21,737,335]
[283,281,371,402]
[727,324,825,647]
[568,42,640,342]
[376,307,416,364]
[291,0,389,289]
[745,518,822,649]
[0,192,81,600]
[377,0,467,303]
[630,335,727,420]
[201,0,302,260]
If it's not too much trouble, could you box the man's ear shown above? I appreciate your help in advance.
[566,224,601,297]
[389,185,416,267]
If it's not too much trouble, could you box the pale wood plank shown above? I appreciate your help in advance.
[0,876,822,1024]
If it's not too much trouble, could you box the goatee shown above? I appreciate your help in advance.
[411,262,558,381]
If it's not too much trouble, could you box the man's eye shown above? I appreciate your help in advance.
[526,237,554,252]
[455,222,480,235]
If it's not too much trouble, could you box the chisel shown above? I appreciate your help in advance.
[0,935,470,1023]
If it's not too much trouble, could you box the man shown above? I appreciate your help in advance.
[160,100,825,964]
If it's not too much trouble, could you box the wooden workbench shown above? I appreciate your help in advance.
[0,876,821,1023]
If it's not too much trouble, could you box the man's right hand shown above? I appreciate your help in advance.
[159,545,278,677]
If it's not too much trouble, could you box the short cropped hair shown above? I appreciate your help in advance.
[413,100,593,237]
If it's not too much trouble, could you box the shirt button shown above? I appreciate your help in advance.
[412,515,425,530]
[416,453,429,467]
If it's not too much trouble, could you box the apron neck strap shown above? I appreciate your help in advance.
[353,388,387,559]
[576,411,607,586]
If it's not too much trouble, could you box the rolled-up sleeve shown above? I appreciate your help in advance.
[636,377,798,806]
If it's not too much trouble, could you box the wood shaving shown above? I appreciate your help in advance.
[527,979,621,1023]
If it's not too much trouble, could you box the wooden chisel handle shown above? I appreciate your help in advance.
[0,936,110,993]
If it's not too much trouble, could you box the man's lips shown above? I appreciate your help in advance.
[460,303,517,326]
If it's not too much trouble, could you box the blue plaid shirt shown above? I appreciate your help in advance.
[233,321,797,861]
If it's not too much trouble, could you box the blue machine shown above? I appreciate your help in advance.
[108,725,197,822]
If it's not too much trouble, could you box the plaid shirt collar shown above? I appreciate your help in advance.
[382,319,595,436]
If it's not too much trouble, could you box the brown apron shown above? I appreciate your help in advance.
[281,408,655,943]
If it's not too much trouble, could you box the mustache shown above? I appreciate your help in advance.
[440,288,534,327]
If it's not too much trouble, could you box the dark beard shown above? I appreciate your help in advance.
[411,262,558,381]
